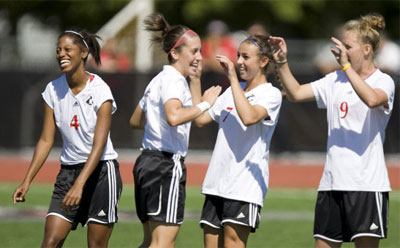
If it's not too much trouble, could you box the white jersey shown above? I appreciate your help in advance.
[42,73,118,165]
[201,83,282,206]
[139,65,192,157]
[311,69,395,192]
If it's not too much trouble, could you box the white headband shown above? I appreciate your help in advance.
[64,30,89,49]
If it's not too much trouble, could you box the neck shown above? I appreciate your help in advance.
[171,62,186,77]
[245,73,267,92]
[357,61,377,80]
[66,66,89,89]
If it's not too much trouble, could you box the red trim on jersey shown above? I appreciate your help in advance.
[365,67,378,80]
[89,74,95,83]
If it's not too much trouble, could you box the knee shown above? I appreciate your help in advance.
[88,239,108,248]
[41,236,65,248]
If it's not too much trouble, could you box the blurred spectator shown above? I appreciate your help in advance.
[375,35,400,74]
[247,22,268,36]
[201,20,237,72]
[97,38,132,72]
[312,41,340,75]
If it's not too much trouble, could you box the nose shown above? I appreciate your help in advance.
[197,51,202,61]
[237,56,243,65]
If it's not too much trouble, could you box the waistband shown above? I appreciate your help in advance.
[61,159,118,169]
[141,149,185,161]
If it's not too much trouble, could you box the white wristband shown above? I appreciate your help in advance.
[196,101,211,113]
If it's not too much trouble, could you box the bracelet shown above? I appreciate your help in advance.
[341,63,351,72]
[196,101,211,113]
[275,59,288,65]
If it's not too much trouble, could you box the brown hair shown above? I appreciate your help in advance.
[144,13,194,63]
[343,13,385,58]
[242,34,282,85]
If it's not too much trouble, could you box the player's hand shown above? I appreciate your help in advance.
[268,36,288,62]
[330,36,350,67]
[202,85,222,107]
[62,183,83,210]
[216,55,235,78]
[13,182,29,204]
[189,60,203,82]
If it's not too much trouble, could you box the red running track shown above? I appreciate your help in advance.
[1,157,399,189]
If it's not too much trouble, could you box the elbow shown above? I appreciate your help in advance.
[286,94,302,103]
[241,117,258,127]
[166,116,180,127]
[365,99,381,108]
[193,119,206,128]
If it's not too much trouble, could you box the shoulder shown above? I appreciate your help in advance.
[88,73,112,90]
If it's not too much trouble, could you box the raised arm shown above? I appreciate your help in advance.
[216,55,268,126]
[268,36,315,102]
[13,102,55,204]
[330,36,389,108]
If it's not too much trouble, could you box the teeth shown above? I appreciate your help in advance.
[60,60,70,65]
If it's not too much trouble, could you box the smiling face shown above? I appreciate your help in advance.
[237,42,266,81]
[172,35,202,77]
[56,35,88,74]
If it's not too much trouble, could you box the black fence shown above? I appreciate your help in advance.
[1,70,399,153]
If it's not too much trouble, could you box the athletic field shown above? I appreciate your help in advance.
[1,150,399,247]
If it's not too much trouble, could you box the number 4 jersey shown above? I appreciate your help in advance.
[42,73,118,165]
[311,69,395,192]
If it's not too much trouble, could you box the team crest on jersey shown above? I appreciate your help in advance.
[246,94,255,103]
[86,96,93,105]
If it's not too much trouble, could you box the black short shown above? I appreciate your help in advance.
[199,194,261,233]
[48,160,122,230]
[133,149,186,224]
[314,191,388,242]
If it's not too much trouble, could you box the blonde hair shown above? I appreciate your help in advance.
[343,13,385,58]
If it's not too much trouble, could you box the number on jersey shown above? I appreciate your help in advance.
[340,102,348,119]
[70,115,80,130]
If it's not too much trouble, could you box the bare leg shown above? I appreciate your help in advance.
[203,224,223,248]
[314,238,342,248]
[139,222,151,248]
[354,237,379,248]
[41,215,73,248]
[148,221,180,248]
[87,222,114,248]
[223,223,250,248]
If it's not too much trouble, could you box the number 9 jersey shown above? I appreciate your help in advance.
[311,69,395,192]
[42,73,118,165]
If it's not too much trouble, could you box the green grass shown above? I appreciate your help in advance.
[1,183,399,247]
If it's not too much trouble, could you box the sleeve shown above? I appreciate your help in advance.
[374,73,395,114]
[310,72,336,109]
[139,95,146,112]
[41,82,54,109]
[160,76,187,104]
[255,86,282,126]
[94,82,117,115]
[208,87,229,123]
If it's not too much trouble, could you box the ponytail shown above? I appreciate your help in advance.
[144,13,195,63]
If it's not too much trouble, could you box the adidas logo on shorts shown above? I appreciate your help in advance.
[97,210,107,217]
[237,212,245,219]
[369,223,379,231]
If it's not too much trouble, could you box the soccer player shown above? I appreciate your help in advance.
[268,13,394,248]
[12,30,122,248]
[129,13,221,248]
[195,34,282,247]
